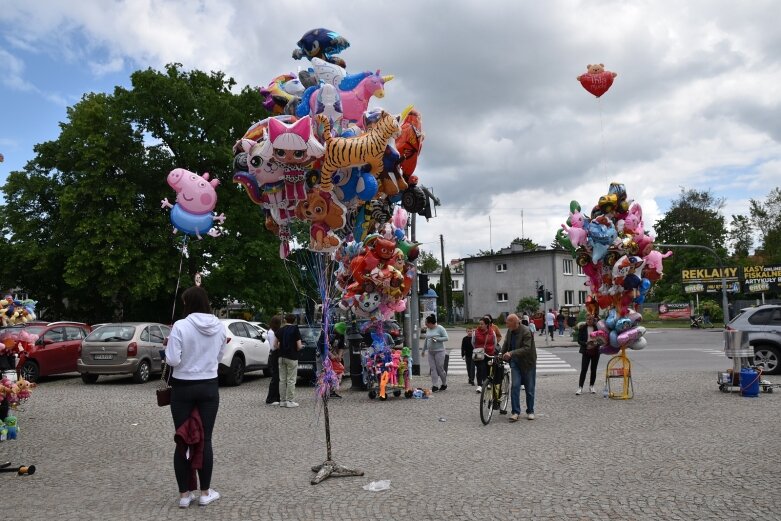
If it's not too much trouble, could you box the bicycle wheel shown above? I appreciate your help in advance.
[499,371,510,413]
[480,382,495,425]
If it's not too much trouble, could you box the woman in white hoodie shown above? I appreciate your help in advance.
[165,286,226,508]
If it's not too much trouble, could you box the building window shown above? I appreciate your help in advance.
[496,263,507,272]
[563,259,573,275]
[497,292,508,302]
[578,291,587,304]
[452,280,460,290]
[564,290,574,305]
[577,264,585,276]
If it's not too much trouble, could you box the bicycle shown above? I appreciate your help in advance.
[479,354,510,425]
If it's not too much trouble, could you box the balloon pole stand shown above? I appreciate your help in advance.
[605,348,634,400]
[311,396,363,485]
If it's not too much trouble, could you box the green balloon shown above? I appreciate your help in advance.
[334,321,347,335]
[569,200,581,213]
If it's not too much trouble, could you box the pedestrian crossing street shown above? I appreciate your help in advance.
[447,349,577,375]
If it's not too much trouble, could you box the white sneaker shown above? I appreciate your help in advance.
[589,386,596,394]
[279,401,288,408]
[576,387,582,395]
[286,401,300,408]
[527,413,535,420]
[178,492,197,508]
[476,386,481,393]
[199,489,220,506]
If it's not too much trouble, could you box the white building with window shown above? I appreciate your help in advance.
[462,244,588,321]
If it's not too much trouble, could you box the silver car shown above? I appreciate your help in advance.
[77,322,171,384]
[726,305,781,375]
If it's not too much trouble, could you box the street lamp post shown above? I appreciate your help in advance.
[655,243,730,326]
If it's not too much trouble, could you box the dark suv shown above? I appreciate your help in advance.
[356,319,403,346]
[726,305,781,375]
[297,325,322,383]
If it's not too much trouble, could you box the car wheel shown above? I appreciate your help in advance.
[226,356,245,386]
[81,374,99,384]
[20,361,39,383]
[754,344,780,375]
[133,360,151,383]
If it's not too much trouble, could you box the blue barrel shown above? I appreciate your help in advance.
[740,368,760,397]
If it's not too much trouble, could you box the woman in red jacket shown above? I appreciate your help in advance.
[472,317,498,393]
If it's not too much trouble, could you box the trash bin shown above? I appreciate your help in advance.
[723,330,752,358]
[347,331,366,390]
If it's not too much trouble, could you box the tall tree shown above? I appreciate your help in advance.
[418,250,441,273]
[749,187,781,262]
[727,214,753,259]
[0,64,300,322]
[653,188,728,301]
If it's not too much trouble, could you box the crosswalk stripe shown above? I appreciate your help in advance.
[443,349,577,375]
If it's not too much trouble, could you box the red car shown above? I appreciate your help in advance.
[14,322,92,382]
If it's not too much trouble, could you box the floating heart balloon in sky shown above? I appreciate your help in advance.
[577,63,617,98]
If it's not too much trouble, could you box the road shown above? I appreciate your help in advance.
[443,327,731,378]
[2,327,779,520]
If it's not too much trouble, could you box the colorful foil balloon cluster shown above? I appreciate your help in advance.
[233,28,427,258]
[335,207,418,321]
[558,183,672,354]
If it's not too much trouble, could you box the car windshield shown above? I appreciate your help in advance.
[728,310,748,324]
[85,325,136,342]
[24,326,45,335]
[299,327,322,344]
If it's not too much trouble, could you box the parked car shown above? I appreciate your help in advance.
[726,304,781,375]
[15,322,92,383]
[218,319,270,386]
[356,319,403,346]
[249,321,269,332]
[77,322,171,384]
[297,324,322,383]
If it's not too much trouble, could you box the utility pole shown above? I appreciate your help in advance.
[440,234,448,324]
[408,213,420,375]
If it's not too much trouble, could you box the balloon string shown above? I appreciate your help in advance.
[598,97,607,184]
[171,236,188,324]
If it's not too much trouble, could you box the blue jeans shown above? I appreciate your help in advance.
[510,359,536,415]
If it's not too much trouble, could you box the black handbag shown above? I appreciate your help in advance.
[156,362,172,407]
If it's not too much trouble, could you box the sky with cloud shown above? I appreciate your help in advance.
[1,0,779,263]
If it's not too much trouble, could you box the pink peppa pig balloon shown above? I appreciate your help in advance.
[161,168,226,239]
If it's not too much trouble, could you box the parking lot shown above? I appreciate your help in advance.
[2,364,780,520]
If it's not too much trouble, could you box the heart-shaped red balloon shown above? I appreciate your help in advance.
[578,71,616,98]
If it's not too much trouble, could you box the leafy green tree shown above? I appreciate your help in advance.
[0,64,301,322]
[510,237,540,251]
[653,188,727,301]
[418,250,441,273]
[434,266,453,322]
[516,296,541,315]
[727,214,752,259]
[749,187,781,262]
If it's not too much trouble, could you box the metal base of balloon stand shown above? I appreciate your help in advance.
[311,397,363,485]
[605,350,634,400]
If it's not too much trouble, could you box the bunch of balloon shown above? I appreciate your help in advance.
[335,207,419,321]
[232,27,426,259]
[559,183,672,399]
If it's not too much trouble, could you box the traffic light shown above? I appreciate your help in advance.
[545,290,552,301]
[418,274,429,291]
[537,286,544,303]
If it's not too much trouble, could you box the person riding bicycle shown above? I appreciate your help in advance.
[472,317,498,393]
[501,314,537,422]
